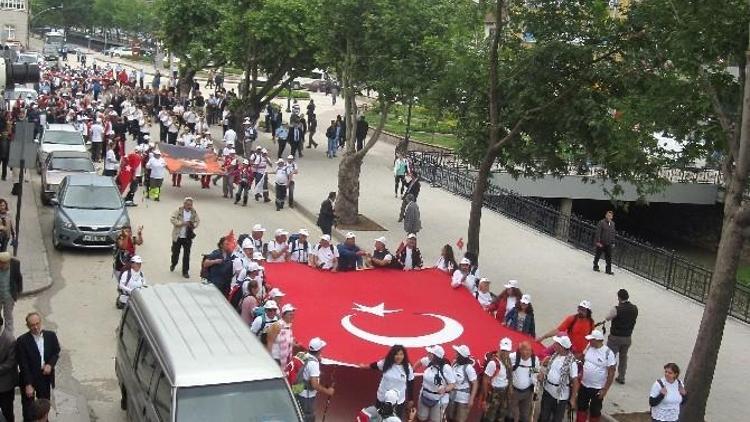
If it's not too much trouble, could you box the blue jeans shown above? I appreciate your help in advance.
[327,137,337,157]
[296,395,316,422]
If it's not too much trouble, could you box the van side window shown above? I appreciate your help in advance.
[153,372,172,422]
[136,342,158,390]
[119,308,141,363]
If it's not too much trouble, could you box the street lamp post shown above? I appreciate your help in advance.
[27,3,64,48]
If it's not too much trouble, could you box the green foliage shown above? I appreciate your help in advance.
[364,104,460,149]
[276,90,311,100]
[154,0,227,71]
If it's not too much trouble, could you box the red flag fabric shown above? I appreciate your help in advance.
[225,230,237,252]
[456,237,464,250]
[263,263,545,366]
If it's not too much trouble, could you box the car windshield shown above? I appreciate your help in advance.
[177,379,300,422]
[50,157,95,172]
[4,90,37,100]
[62,185,122,209]
[43,131,84,145]
[17,55,38,63]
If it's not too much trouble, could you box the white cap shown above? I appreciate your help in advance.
[252,224,266,232]
[425,345,445,359]
[452,344,471,358]
[553,335,573,349]
[269,288,286,297]
[374,236,387,246]
[264,300,279,310]
[500,337,513,352]
[406,233,417,239]
[253,252,266,260]
[459,257,471,265]
[479,277,490,284]
[585,330,605,341]
[243,117,251,123]
[130,255,143,263]
[274,228,286,237]
[384,389,399,405]
[248,262,260,272]
[345,232,356,239]
[299,229,310,236]
[520,294,532,304]
[287,154,294,160]
[243,159,249,165]
[579,300,592,310]
[281,303,296,314]
[309,337,327,352]
[241,238,254,250]
[320,234,331,242]
[261,148,268,154]
[504,279,519,289]
[277,158,285,164]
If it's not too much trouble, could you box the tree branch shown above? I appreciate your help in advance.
[354,100,390,159]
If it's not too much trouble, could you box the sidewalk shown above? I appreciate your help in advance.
[248,94,748,421]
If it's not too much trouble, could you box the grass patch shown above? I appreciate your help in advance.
[737,265,750,287]
[365,103,459,149]
[277,90,311,100]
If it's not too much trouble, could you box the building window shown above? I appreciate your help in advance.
[0,0,27,11]
[4,25,16,41]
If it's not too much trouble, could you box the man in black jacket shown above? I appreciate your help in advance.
[601,289,638,384]
[16,312,60,422]
[0,252,22,337]
[355,115,369,151]
[398,173,421,222]
[593,210,616,275]
[317,192,336,236]
[0,315,17,422]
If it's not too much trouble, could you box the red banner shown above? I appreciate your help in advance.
[263,263,545,366]
[158,143,223,175]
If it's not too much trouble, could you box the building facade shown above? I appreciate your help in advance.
[0,0,29,47]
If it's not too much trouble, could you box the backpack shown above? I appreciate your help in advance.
[287,233,301,245]
[228,284,245,312]
[650,379,684,407]
[513,353,537,372]
[285,352,314,395]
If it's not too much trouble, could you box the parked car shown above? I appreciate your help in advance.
[116,283,303,422]
[111,47,133,58]
[51,174,130,250]
[15,52,42,65]
[35,123,88,173]
[3,86,38,110]
[299,68,329,92]
[41,151,96,205]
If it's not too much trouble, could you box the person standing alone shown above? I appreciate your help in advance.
[593,210,616,275]
[16,313,60,422]
[600,289,638,384]
[317,192,336,236]
[170,198,200,278]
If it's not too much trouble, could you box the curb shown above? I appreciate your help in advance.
[601,413,618,422]
[19,180,54,298]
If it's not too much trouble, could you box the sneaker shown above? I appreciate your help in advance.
[593,266,600,272]
[170,264,175,272]
[615,378,625,384]
[606,271,615,275]
[182,272,190,279]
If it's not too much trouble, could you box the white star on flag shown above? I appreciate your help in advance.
[353,302,402,318]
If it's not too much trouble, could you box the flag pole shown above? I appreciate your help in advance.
[321,366,337,422]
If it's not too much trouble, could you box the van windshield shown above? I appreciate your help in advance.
[176,379,300,422]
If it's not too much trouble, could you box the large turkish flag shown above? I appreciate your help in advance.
[263,263,544,365]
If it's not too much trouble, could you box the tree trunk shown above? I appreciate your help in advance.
[467,153,496,258]
[682,32,750,422]
[177,68,196,100]
[395,99,413,156]
[336,154,364,224]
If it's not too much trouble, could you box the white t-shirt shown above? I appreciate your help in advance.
[179,210,192,238]
[298,356,321,398]
[146,157,167,179]
[313,244,338,270]
[451,270,474,292]
[419,357,456,405]
[376,360,414,405]
[649,378,684,422]
[104,149,118,170]
[118,270,146,304]
[484,358,510,390]
[267,240,289,263]
[434,257,454,273]
[224,129,237,145]
[290,240,310,263]
[509,353,537,391]
[451,363,477,404]
[581,345,616,389]
[543,354,579,400]
[275,166,289,186]
[477,291,494,310]
[90,123,104,142]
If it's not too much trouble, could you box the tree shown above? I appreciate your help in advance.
[621,1,749,419]
[439,0,665,257]
[316,0,451,224]
[31,0,95,30]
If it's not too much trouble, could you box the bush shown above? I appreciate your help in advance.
[277,90,311,100]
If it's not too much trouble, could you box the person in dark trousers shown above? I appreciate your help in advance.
[16,312,60,422]
[0,315,17,422]
[0,114,9,181]
[600,289,638,384]
[317,192,336,236]
[170,198,200,278]
[202,236,235,296]
[0,252,22,338]
[355,115,369,151]
[398,173,421,222]
[593,210,616,275]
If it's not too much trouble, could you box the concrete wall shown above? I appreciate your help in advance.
[0,9,29,47]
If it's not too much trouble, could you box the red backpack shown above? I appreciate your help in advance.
[284,352,313,395]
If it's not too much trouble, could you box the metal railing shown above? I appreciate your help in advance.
[409,150,750,324]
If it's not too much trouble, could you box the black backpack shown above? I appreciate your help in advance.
[512,353,537,371]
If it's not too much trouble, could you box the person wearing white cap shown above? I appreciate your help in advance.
[170,198,200,278]
[267,230,291,263]
[117,255,147,307]
[296,337,334,422]
[232,238,256,285]
[290,229,311,264]
[494,280,523,322]
[450,258,473,291]
[310,234,338,271]
[233,158,253,206]
[480,337,513,421]
[337,232,367,271]
[576,330,615,422]
[249,224,268,255]
[242,117,258,152]
[274,158,291,211]
[266,303,296,367]
[508,341,539,422]
[359,345,415,418]
[537,300,595,357]
[414,345,455,421]
[475,278,496,312]
[538,335,579,422]
[504,294,536,337]
[285,154,299,208]
[447,345,478,422]
[249,147,272,202]
[369,237,401,269]
[250,299,280,342]
[395,233,423,271]
[380,389,405,422]
[145,148,167,200]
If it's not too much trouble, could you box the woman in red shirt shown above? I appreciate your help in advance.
[537,300,595,358]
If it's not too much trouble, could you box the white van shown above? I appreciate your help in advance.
[115,283,303,421]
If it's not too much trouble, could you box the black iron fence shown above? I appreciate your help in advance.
[408,150,750,324]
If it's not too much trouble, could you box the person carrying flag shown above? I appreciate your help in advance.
[296,337,335,422]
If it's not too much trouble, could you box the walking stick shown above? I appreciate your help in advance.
[321,366,337,422]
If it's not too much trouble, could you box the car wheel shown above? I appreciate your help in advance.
[36,157,41,174]
[52,228,63,251]
[40,189,49,206]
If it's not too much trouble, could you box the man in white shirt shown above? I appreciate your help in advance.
[285,155,299,208]
[90,118,105,162]
[232,239,256,285]
[146,150,167,201]
[224,127,237,148]
[274,159,290,211]
[451,258,474,291]
[103,142,119,177]
[539,335,580,422]
[509,341,538,422]
[267,229,290,263]
[576,330,616,422]
[290,229,311,264]
[310,235,338,271]
[481,337,513,421]
[296,337,334,422]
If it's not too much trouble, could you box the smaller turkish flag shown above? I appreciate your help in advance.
[225,230,237,252]
[456,237,464,250]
